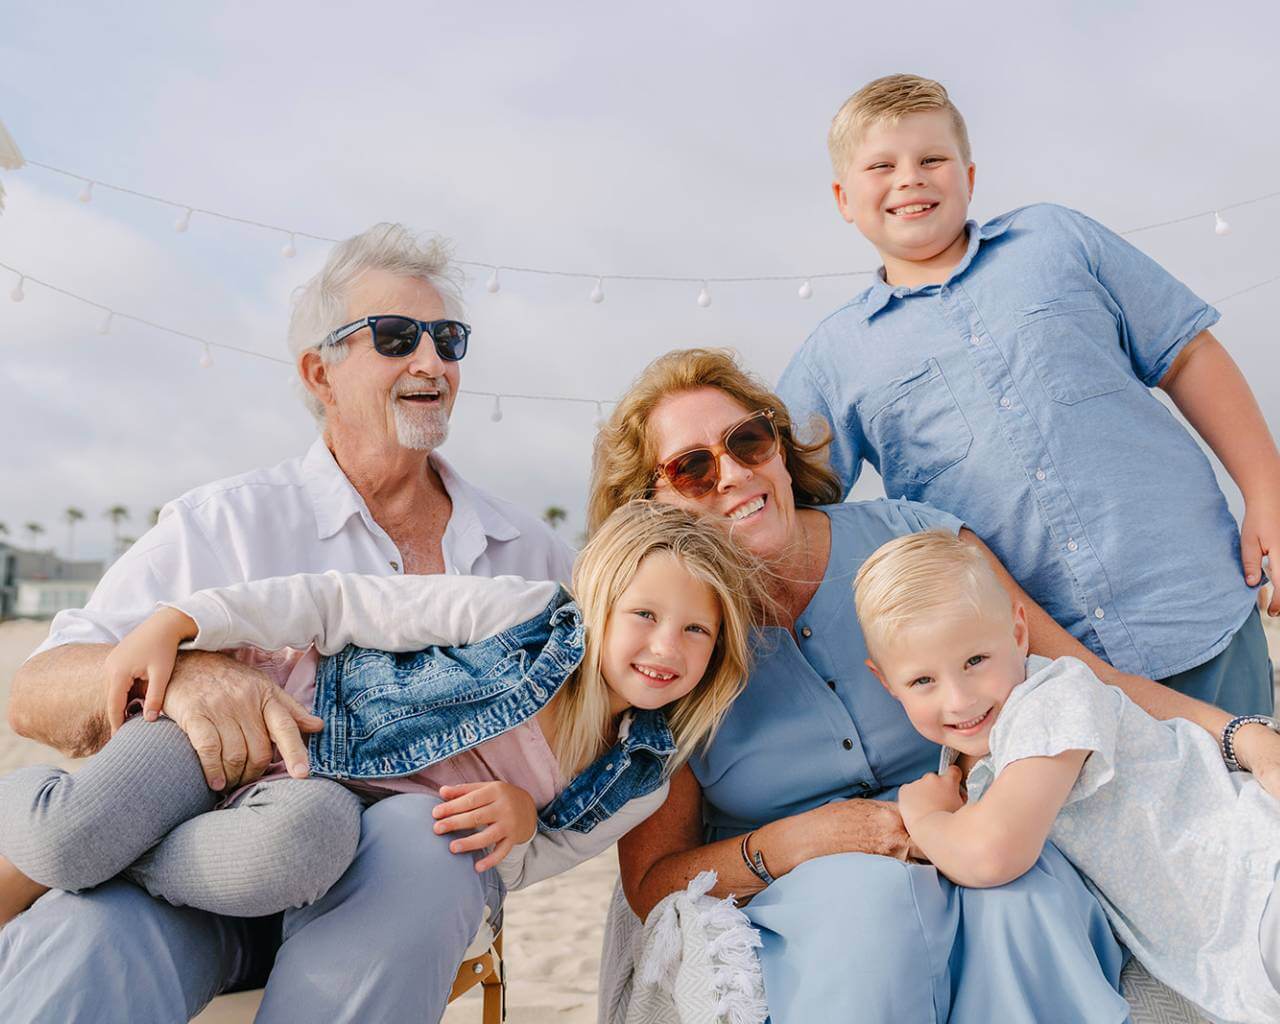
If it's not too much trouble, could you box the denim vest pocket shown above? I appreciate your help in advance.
[1017,291,1131,405]
[863,358,974,495]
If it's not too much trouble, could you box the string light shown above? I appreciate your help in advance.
[696,282,712,308]
[1214,212,1231,236]
[490,395,503,422]
[98,311,114,335]
[797,279,813,300]
[486,268,501,294]
[594,401,607,430]
[175,207,192,233]
[77,179,94,203]
[589,277,605,304]
[10,275,25,302]
[198,344,213,369]
[281,233,297,259]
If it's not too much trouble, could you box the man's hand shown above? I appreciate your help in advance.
[433,781,538,872]
[102,607,199,732]
[1240,488,1280,613]
[160,651,323,791]
[898,766,965,832]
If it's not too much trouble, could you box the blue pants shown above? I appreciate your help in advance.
[742,844,1130,1024]
[0,793,504,1023]
[1159,606,1273,717]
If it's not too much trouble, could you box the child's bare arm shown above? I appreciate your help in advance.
[1159,330,1280,608]
[900,751,1088,888]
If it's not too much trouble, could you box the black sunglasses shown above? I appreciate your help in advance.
[321,315,470,361]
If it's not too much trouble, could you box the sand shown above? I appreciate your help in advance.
[0,620,610,1024]
[5,609,1280,1023]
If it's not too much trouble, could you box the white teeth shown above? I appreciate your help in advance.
[951,710,988,729]
[635,665,675,681]
[728,496,765,521]
[891,203,934,215]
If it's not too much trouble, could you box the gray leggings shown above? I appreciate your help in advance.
[0,717,362,917]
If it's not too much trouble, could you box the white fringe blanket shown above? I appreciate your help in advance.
[602,871,768,1024]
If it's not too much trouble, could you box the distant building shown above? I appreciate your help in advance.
[0,543,103,620]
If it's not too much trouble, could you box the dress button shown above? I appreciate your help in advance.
[842,738,854,750]
[826,679,837,690]
[1067,538,1078,552]
[1035,468,1046,481]
[801,626,813,638]
[1094,607,1105,620]
[999,396,1012,409]
[389,560,400,571]
[968,334,981,346]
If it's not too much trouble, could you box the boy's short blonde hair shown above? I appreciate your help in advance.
[853,531,1007,654]
[828,74,972,176]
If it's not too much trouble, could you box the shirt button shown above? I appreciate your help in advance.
[826,679,837,690]
[604,763,614,771]
[999,396,1012,409]
[1035,468,1046,481]
[968,334,981,346]
[801,626,812,638]
[1094,607,1105,620]
[1067,538,1079,552]
[842,738,854,750]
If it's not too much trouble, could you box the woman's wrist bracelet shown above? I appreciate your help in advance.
[740,830,775,886]
[1221,714,1280,772]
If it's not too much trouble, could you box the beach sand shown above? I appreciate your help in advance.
[0,620,609,1023]
[5,610,1280,1022]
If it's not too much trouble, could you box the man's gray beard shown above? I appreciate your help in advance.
[393,403,449,451]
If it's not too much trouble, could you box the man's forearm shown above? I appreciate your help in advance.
[8,644,113,757]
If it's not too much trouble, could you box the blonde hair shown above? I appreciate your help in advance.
[828,74,972,176]
[586,348,843,536]
[556,500,764,777]
[853,531,1007,654]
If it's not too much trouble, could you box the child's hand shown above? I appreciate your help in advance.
[102,607,199,733]
[1233,723,1280,800]
[433,781,538,872]
[897,766,965,831]
[1241,488,1280,614]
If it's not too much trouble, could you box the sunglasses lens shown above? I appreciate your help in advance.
[667,449,718,498]
[726,415,778,466]
[372,317,421,357]
[431,321,469,361]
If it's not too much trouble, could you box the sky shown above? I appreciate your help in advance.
[2,1,1278,561]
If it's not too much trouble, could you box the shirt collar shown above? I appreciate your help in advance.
[861,217,1013,322]
[301,439,524,569]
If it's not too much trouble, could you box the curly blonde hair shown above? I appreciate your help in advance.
[586,348,843,536]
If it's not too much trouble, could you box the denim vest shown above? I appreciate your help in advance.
[307,587,678,835]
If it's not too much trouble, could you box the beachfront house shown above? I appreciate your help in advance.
[0,543,103,620]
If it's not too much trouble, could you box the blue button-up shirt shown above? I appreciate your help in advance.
[778,203,1254,679]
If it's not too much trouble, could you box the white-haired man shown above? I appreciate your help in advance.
[1,224,574,1022]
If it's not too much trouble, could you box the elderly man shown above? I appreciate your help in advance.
[1,223,574,1022]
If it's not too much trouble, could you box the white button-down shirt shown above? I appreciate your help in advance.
[34,438,576,656]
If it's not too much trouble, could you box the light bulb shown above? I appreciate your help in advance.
[199,345,213,369]
[98,311,113,335]
[696,283,712,308]
[78,180,94,203]
[281,234,297,258]
[798,280,813,300]
[1214,212,1231,236]
[589,277,605,304]
[175,208,192,233]
[490,395,503,422]
[9,276,24,302]
[486,268,501,293]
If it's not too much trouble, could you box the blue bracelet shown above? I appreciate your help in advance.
[740,831,775,886]
[1221,715,1280,772]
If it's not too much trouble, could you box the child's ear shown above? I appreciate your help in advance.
[866,657,893,695]
[1012,601,1030,657]
[966,162,976,200]
[832,180,856,224]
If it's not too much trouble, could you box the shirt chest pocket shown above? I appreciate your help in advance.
[1016,292,1132,405]
[862,358,974,493]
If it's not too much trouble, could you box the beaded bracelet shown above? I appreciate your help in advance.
[740,830,775,886]
[1221,714,1280,772]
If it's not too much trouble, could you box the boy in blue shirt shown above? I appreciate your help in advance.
[777,73,1280,716]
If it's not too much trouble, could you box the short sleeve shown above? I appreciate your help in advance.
[990,658,1119,806]
[1072,210,1220,387]
[889,499,964,538]
[777,345,866,496]
[29,501,237,658]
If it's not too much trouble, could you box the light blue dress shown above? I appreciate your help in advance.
[689,500,1130,1023]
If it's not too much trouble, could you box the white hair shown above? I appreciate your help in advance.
[288,222,467,423]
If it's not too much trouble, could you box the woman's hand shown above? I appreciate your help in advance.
[788,794,914,862]
[434,781,538,872]
[102,607,199,733]
[897,767,965,833]
[1232,723,1280,798]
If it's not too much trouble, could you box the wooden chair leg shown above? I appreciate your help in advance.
[481,931,505,1024]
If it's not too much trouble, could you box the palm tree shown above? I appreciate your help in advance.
[103,505,130,556]
[149,507,162,528]
[0,521,8,542]
[542,506,568,531]
[64,507,85,559]
[24,522,45,549]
